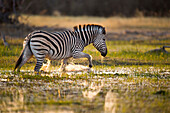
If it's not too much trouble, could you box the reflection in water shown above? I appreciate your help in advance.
[0,89,25,112]
[81,81,118,113]
[104,90,118,113]
[0,71,118,112]
[82,81,104,101]
[0,88,75,113]
[42,109,74,113]
[0,67,169,112]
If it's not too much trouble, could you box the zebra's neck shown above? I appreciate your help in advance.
[73,26,97,46]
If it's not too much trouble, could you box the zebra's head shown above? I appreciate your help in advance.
[92,25,107,57]
[73,24,107,57]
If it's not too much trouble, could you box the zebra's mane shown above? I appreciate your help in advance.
[73,24,106,35]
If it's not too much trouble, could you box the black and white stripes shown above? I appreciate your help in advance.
[30,30,73,59]
[14,24,107,73]
[73,24,106,46]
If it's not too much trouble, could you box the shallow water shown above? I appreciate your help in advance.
[0,67,169,113]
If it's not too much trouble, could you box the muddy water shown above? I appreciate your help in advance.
[0,67,169,113]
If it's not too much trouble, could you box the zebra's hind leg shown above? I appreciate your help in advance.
[40,59,51,72]
[59,58,68,71]
[34,58,45,75]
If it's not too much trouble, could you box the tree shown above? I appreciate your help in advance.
[0,0,24,24]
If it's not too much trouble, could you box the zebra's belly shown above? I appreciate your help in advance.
[46,49,72,60]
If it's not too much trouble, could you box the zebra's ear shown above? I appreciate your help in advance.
[73,26,78,32]
[102,27,106,34]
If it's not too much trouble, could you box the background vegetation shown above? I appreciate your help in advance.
[0,0,170,24]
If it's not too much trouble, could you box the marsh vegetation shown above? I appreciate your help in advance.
[0,16,169,113]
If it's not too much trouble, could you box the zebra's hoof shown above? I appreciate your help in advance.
[17,69,20,73]
[34,71,41,75]
[89,64,92,68]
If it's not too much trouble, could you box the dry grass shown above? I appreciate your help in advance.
[19,15,170,32]
[103,17,170,31]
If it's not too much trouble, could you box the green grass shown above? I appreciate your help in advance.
[0,39,169,71]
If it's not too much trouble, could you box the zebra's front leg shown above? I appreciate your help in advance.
[59,58,68,71]
[73,52,92,68]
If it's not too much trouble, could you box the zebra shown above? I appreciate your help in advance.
[14,24,107,74]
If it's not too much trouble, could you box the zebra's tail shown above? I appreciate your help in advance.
[14,50,24,71]
[14,34,33,72]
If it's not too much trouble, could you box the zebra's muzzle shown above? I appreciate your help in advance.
[101,49,107,57]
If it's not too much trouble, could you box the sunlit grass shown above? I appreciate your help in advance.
[0,38,169,71]
[19,15,170,31]
[103,17,170,31]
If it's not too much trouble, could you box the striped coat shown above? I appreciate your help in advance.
[14,24,107,73]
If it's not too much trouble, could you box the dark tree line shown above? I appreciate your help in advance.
[0,0,21,23]
[0,0,169,23]
[54,0,170,17]
[24,0,170,17]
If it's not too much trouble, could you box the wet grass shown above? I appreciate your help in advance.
[0,38,169,70]
[0,37,169,112]
[0,71,169,113]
